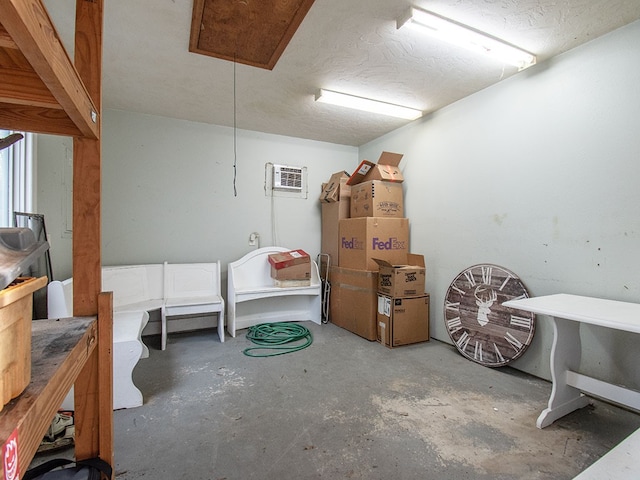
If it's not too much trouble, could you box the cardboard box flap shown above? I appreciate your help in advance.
[347,151,404,186]
[378,151,403,168]
[372,254,425,269]
[346,160,375,186]
[320,171,351,203]
[372,258,394,268]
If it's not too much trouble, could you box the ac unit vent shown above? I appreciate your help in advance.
[273,164,303,191]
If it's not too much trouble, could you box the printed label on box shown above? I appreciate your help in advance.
[378,296,391,316]
[3,428,19,480]
[357,164,372,175]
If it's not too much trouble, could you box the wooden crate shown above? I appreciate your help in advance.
[0,276,47,411]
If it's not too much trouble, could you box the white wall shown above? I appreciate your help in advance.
[37,19,640,386]
[38,110,357,281]
[360,20,640,385]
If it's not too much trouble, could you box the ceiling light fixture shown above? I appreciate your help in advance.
[315,89,423,120]
[397,7,537,71]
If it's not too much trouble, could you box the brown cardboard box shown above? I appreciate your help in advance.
[329,266,378,340]
[270,262,311,280]
[320,171,351,203]
[374,254,426,297]
[268,250,309,269]
[377,294,430,348]
[339,217,409,271]
[350,180,404,218]
[321,199,350,268]
[347,152,404,186]
[268,250,311,280]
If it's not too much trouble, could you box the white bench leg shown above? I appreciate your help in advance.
[113,339,144,409]
[161,306,167,350]
[217,308,225,343]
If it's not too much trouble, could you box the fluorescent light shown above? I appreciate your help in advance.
[315,89,423,120]
[397,7,536,70]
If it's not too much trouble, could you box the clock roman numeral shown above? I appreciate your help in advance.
[456,331,470,352]
[474,341,483,362]
[498,274,513,291]
[463,271,476,287]
[481,266,492,285]
[505,332,523,352]
[445,301,460,311]
[451,283,466,295]
[510,315,532,329]
[447,316,462,334]
[493,343,505,363]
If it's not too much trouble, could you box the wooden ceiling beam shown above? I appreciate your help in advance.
[0,0,99,138]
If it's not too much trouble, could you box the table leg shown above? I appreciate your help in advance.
[537,317,590,428]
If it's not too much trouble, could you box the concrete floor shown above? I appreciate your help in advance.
[36,322,640,479]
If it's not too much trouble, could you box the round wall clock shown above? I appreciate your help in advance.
[444,264,535,367]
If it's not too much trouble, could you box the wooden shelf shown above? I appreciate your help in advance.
[0,0,99,138]
[0,0,110,477]
[0,317,97,478]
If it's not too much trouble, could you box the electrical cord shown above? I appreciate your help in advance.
[242,322,313,357]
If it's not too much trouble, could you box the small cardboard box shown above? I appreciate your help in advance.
[268,250,309,269]
[347,152,404,186]
[320,171,351,203]
[350,180,404,218]
[374,254,426,297]
[377,294,430,348]
[268,250,311,281]
[270,262,311,281]
[329,266,378,340]
[339,217,409,271]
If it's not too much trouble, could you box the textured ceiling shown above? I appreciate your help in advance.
[45,0,640,146]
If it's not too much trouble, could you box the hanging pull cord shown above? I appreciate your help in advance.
[242,322,313,357]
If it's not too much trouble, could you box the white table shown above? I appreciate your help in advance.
[502,293,640,429]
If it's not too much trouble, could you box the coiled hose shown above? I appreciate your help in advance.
[242,322,313,357]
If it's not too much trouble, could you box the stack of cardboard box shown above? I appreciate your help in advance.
[375,256,430,348]
[320,152,430,343]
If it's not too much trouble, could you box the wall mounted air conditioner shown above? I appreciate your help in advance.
[273,164,303,192]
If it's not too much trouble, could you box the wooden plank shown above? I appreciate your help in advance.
[72,0,107,470]
[98,292,113,472]
[0,317,97,479]
[0,23,17,49]
[0,101,82,137]
[0,67,60,108]
[0,0,99,138]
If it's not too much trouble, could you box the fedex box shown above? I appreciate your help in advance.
[347,152,403,186]
[373,254,426,297]
[339,217,409,271]
[329,266,378,340]
[350,180,404,218]
[377,294,430,348]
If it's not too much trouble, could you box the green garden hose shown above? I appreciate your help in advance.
[242,322,313,357]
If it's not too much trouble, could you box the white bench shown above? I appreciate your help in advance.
[572,426,640,479]
[162,261,225,350]
[101,262,224,350]
[227,246,321,337]
[47,278,149,410]
[502,294,640,479]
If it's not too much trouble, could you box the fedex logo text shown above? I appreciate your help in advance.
[372,237,406,250]
[341,237,365,250]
